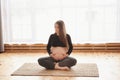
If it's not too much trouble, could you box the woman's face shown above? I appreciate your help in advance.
[54,23,59,33]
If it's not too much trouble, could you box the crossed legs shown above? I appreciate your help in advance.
[38,56,77,70]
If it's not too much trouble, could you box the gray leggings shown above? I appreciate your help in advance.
[38,56,77,69]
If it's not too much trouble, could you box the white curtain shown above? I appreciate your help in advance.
[1,0,120,44]
[0,0,4,52]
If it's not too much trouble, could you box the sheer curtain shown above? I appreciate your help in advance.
[0,0,4,52]
[1,0,120,44]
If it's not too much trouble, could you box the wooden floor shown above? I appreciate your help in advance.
[0,52,120,80]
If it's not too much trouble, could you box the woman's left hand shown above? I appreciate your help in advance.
[51,53,68,60]
[57,53,68,60]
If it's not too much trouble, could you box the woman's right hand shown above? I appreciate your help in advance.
[50,53,68,60]
[50,53,54,57]
[50,53,58,60]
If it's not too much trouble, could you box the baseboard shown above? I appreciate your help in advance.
[4,43,120,52]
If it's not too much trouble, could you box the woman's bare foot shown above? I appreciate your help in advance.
[54,63,70,70]
[60,66,70,70]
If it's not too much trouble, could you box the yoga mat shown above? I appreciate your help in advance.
[11,63,99,77]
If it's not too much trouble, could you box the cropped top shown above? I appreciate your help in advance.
[47,33,73,55]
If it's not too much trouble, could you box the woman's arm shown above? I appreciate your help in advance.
[66,34,73,55]
[47,34,52,55]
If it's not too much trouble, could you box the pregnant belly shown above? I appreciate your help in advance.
[51,47,68,54]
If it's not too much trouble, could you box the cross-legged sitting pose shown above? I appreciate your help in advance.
[38,20,77,70]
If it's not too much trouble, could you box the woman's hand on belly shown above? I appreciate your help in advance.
[50,47,68,60]
[50,52,68,60]
[55,53,68,60]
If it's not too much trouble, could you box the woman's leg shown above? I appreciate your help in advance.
[38,57,55,69]
[58,57,77,68]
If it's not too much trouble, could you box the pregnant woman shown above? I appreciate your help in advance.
[38,20,77,70]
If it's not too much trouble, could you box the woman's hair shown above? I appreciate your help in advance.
[55,20,69,50]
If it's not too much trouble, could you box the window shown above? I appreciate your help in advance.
[1,0,120,44]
